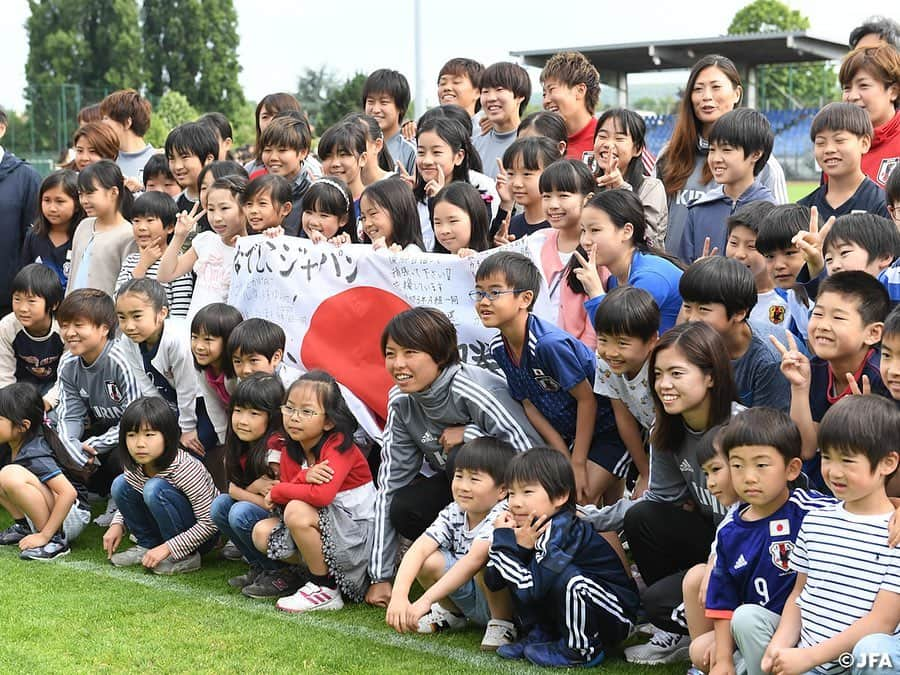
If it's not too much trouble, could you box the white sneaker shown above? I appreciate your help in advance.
[110,545,149,567]
[416,602,468,634]
[480,619,517,651]
[624,629,690,664]
[94,498,118,527]
[276,582,344,613]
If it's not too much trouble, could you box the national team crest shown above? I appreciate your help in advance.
[105,381,123,403]
[769,541,794,572]
[532,368,561,392]
[769,305,786,325]
[877,157,899,186]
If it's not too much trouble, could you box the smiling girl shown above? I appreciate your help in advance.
[366,307,540,608]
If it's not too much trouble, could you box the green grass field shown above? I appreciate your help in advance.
[787,181,817,203]
[0,509,686,674]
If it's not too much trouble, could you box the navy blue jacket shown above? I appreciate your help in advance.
[0,151,41,309]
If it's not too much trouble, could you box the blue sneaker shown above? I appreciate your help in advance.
[524,639,605,668]
[496,624,553,660]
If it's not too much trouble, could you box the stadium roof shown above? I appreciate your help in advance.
[511,31,848,107]
[511,31,847,73]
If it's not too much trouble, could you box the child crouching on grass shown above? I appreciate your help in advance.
[102,397,220,575]
[485,447,639,668]
[251,370,375,613]
[387,438,518,651]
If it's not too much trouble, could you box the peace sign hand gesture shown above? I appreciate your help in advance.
[769,333,811,390]
[572,246,605,299]
[790,206,834,278]
[174,201,206,241]
[424,165,446,198]
[396,161,416,189]
[596,146,624,189]
[493,209,516,246]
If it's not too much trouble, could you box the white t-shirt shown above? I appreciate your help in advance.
[750,289,790,331]
[594,358,655,430]
[187,231,236,324]
[425,500,507,557]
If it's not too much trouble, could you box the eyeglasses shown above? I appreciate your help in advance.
[889,204,900,225]
[280,405,323,419]
[467,289,527,302]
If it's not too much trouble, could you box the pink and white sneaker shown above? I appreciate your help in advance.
[276,582,344,613]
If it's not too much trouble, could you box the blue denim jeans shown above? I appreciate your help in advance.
[112,475,217,555]
[210,494,281,570]
[851,634,900,675]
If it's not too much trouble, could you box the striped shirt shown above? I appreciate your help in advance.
[111,449,220,559]
[115,253,194,318]
[790,504,900,675]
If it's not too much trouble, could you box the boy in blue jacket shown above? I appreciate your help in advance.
[679,109,776,264]
[485,447,638,667]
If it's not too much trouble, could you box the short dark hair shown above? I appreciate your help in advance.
[302,177,358,243]
[100,89,152,136]
[454,437,517,485]
[58,289,116,333]
[720,407,802,463]
[142,153,175,185]
[317,121,367,162]
[190,303,244,376]
[502,137,559,173]
[819,395,900,480]
[118,397,180,473]
[258,116,312,153]
[593,286,660,341]
[817,271,891,326]
[505,447,576,511]
[755,204,811,255]
[727,200,777,236]
[518,111,568,148]
[197,112,233,144]
[538,157,595,195]
[439,58,485,112]
[11,264,64,314]
[431,182,491,253]
[480,62,532,116]
[131,190,177,228]
[228,318,286,361]
[885,305,900,338]
[116,277,169,313]
[243,174,292,207]
[680,256,758,319]
[697,423,728,467]
[164,122,218,163]
[380,307,460,369]
[810,102,873,142]
[196,160,249,192]
[540,51,601,113]
[362,69,412,119]
[849,16,900,49]
[707,108,774,177]
[475,251,541,311]
[823,213,900,265]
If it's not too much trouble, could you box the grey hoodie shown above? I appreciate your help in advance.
[369,363,541,582]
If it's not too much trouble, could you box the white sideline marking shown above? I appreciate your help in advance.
[51,558,522,672]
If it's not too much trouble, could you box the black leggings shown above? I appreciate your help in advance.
[389,472,453,541]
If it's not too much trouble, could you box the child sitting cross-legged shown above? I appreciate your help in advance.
[485,447,639,668]
[386,437,518,650]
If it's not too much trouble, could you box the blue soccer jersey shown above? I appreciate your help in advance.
[705,489,837,619]
[490,314,597,441]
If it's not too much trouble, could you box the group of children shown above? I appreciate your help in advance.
[1,30,900,672]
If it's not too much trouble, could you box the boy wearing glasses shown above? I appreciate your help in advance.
[475,252,629,506]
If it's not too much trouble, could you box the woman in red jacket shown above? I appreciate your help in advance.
[252,370,375,614]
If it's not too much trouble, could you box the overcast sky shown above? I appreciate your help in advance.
[0,0,895,113]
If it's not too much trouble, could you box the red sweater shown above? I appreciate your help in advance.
[269,432,372,508]
[862,109,900,187]
[566,117,598,163]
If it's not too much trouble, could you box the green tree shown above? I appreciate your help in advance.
[144,91,199,148]
[142,0,245,119]
[296,66,340,131]
[728,0,839,110]
[318,73,367,132]
[25,0,144,151]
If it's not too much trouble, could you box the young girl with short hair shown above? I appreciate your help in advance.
[494,137,560,241]
[211,374,304,597]
[359,179,424,251]
[241,174,293,234]
[575,189,684,334]
[517,111,569,156]
[251,370,376,612]
[302,178,359,244]
[317,122,368,215]
[71,122,120,172]
[592,108,669,247]
[345,113,396,184]
[0,382,90,561]
[157,175,248,323]
[366,307,540,608]
[22,169,85,292]
[102,397,220,575]
[431,182,491,255]
[68,160,137,296]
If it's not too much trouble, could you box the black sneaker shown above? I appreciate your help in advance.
[242,566,305,598]
[228,564,263,589]
[0,522,31,545]
[19,534,71,561]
